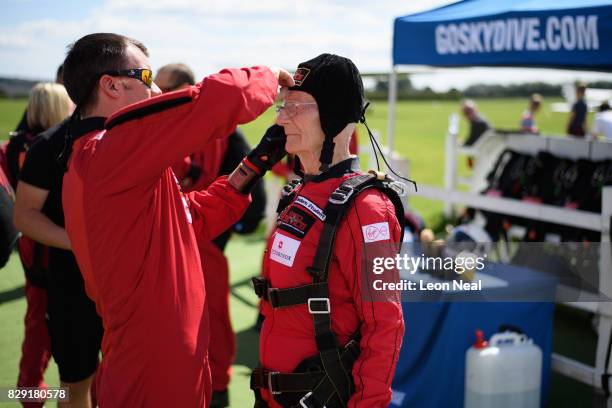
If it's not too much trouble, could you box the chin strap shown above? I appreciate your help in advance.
[359,102,417,192]
[319,138,335,172]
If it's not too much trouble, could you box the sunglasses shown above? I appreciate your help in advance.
[102,68,153,88]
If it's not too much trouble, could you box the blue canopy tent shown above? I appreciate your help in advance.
[389,1,612,407]
[386,0,612,148]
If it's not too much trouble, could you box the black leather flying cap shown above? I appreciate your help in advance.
[289,53,364,140]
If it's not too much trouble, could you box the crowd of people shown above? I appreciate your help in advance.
[1,33,405,408]
[461,81,612,146]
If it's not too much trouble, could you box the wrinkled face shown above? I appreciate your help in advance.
[114,44,161,106]
[275,90,325,157]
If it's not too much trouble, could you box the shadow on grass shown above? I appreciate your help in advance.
[0,285,24,304]
[230,276,259,309]
[235,324,260,370]
[232,273,261,370]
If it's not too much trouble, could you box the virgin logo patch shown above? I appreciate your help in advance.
[270,232,300,267]
[362,222,390,243]
[293,67,310,86]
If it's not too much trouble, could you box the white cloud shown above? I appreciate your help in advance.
[2,0,610,90]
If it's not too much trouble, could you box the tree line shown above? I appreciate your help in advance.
[365,74,612,101]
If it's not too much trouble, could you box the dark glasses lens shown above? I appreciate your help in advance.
[102,69,153,88]
[140,69,152,87]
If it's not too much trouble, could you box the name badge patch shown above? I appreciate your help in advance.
[362,222,390,243]
[270,232,301,267]
[278,206,315,239]
[294,196,326,221]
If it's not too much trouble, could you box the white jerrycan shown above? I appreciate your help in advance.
[465,330,542,408]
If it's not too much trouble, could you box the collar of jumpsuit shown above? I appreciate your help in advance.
[71,117,106,140]
[302,156,360,184]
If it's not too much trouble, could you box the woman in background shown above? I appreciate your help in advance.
[4,82,73,408]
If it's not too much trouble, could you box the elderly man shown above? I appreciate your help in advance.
[250,54,405,408]
[60,33,293,407]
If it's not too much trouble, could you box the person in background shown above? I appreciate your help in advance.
[520,93,542,134]
[14,65,64,133]
[591,101,612,141]
[461,99,490,146]
[154,62,194,93]
[567,81,588,137]
[8,83,73,408]
[155,63,268,408]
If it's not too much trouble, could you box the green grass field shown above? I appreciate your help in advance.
[0,97,597,407]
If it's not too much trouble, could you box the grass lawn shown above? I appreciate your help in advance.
[0,96,597,407]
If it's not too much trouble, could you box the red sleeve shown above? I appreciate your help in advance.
[186,176,251,241]
[97,67,278,192]
[337,190,404,408]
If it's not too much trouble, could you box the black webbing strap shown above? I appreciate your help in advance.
[304,174,382,408]
[251,340,360,393]
[270,283,329,309]
[306,174,374,282]
[295,339,362,408]
[252,278,328,309]
[276,179,302,214]
[251,368,322,394]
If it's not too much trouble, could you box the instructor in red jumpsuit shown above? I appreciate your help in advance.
[252,54,404,407]
[59,33,293,408]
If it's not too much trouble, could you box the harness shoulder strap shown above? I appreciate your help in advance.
[303,172,405,408]
[307,172,405,282]
[276,178,302,214]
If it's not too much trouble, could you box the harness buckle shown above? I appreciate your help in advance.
[308,298,330,314]
[267,288,280,307]
[368,169,386,181]
[329,186,354,205]
[389,180,408,197]
[299,391,326,408]
[268,371,281,395]
[281,179,301,197]
[252,277,270,300]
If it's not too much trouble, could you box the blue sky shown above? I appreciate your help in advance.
[2,0,609,91]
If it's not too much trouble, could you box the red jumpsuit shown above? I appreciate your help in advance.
[173,137,236,392]
[259,159,404,407]
[62,67,277,408]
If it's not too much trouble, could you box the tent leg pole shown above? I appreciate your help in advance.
[387,67,398,154]
[443,114,459,219]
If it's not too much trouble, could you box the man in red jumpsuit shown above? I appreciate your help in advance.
[59,33,293,407]
[252,54,404,407]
